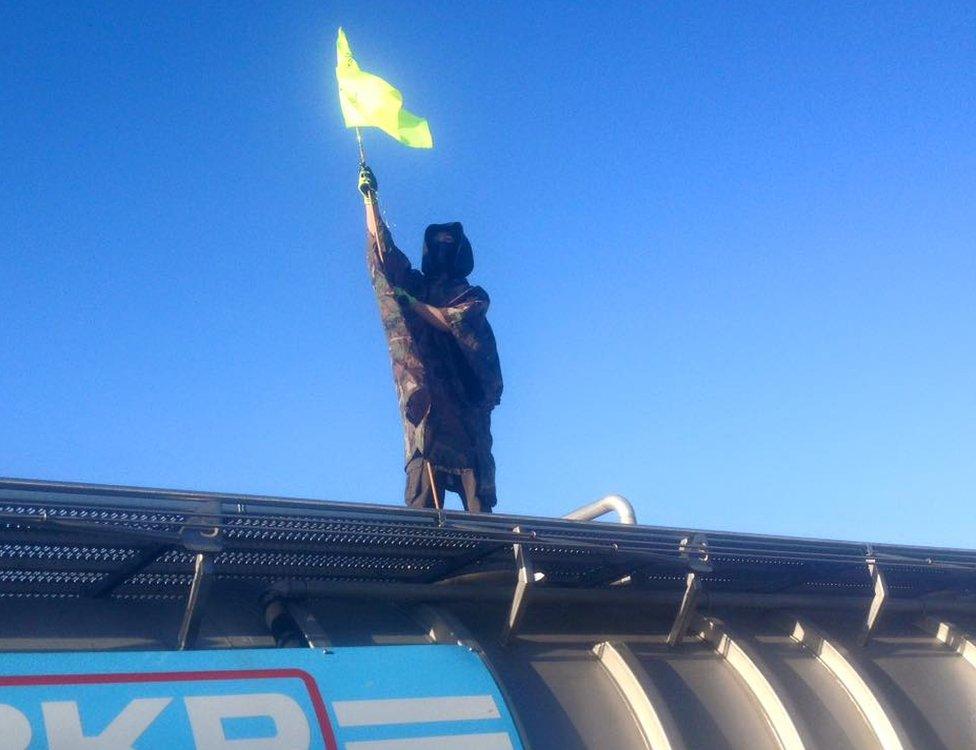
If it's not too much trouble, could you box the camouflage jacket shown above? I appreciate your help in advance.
[365,219,502,499]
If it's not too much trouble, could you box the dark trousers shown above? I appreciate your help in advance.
[404,458,492,513]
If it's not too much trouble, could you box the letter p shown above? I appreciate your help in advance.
[184,693,311,750]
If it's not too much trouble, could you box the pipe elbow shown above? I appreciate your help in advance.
[563,494,637,525]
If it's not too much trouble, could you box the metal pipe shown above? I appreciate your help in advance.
[563,494,637,525]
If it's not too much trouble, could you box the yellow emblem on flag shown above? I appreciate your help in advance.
[336,28,433,149]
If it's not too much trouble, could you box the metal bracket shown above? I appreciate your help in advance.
[667,572,701,647]
[178,552,215,650]
[176,498,223,651]
[501,526,535,644]
[859,548,888,646]
[668,533,711,647]
[180,498,224,553]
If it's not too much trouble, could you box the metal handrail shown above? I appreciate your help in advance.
[563,494,637,525]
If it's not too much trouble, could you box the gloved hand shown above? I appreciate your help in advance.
[358,165,378,196]
[393,287,417,307]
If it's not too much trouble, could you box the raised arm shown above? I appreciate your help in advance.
[358,165,422,293]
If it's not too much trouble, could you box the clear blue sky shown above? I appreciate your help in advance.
[2,2,973,546]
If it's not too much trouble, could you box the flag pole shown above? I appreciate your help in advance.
[355,127,367,166]
[355,126,442,512]
[424,460,443,511]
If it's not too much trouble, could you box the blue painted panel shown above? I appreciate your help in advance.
[0,646,523,749]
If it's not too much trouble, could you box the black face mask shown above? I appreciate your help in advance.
[423,222,473,278]
[429,240,457,275]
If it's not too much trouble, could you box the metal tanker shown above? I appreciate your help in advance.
[1,478,974,749]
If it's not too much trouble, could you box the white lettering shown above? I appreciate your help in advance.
[42,698,171,750]
[0,704,32,750]
[184,693,310,750]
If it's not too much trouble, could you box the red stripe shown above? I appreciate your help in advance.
[0,667,337,750]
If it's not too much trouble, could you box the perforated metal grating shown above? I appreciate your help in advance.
[1,478,974,603]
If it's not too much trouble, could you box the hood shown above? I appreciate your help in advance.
[422,222,473,278]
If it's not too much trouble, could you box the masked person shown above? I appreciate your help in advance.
[358,165,502,513]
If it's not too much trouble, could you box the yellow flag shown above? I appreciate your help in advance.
[336,28,433,149]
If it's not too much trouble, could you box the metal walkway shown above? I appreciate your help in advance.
[1,477,974,605]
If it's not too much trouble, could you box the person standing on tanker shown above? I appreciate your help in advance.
[358,164,503,513]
